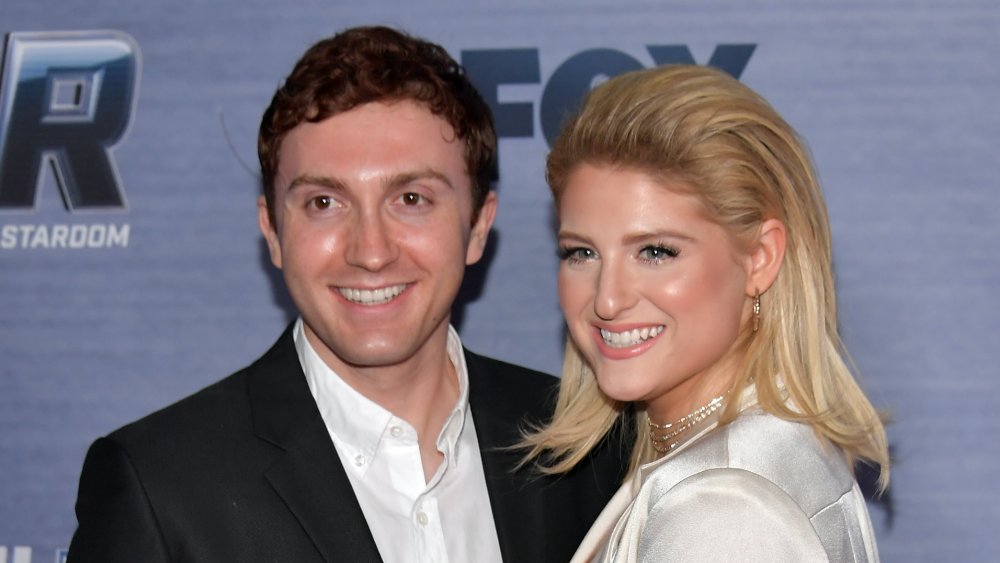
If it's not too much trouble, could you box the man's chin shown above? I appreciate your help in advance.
[331,341,420,370]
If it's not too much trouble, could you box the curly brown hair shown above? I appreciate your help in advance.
[257,26,496,224]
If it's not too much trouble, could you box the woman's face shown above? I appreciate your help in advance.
[557,164,752,420]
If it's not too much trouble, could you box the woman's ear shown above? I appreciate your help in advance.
[746,218,786,295]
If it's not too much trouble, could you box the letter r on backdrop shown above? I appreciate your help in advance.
[0,31,139,210]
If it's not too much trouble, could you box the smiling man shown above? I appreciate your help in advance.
[67,26,627,563]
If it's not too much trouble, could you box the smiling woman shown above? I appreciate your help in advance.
[556,165,757,426]
[520,64,889,562]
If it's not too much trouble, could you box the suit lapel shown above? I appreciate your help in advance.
[466,350,548,562]
[249,326,383,563]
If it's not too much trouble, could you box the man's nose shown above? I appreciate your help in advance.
[345,210,399,272]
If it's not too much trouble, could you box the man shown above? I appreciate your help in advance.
[68,26,627,562]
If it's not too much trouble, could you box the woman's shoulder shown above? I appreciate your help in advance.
[632,467,829,562]
[628,412,878,562]
[643,411,855,517]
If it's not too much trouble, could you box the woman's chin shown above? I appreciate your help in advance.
[594,375,652,405]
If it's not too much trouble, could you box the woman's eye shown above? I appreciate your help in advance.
[559,246,596,263]
[639,245,679,262]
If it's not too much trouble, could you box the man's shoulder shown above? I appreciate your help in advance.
[463,349,556,387]
[106,327,297,453]
[463,348,558,416]
[108,364,252,446]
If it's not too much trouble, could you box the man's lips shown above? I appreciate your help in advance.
[335,283,409,306]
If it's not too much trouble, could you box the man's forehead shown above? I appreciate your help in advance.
[273,102,470,193]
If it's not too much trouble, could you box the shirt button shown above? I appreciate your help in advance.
[354,454,365,467]
[390,425,403,438]
[415,511,429,526]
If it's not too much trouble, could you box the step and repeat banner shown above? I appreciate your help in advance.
[1,1,997,561]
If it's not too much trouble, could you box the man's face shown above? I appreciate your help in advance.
[259,100,496,375]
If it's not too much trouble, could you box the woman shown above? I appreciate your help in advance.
[521,65,889,562]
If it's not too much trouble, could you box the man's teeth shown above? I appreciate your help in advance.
[338,284,407,305]
[600,326,664,348]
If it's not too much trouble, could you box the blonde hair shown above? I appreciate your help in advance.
[521,64,889,490]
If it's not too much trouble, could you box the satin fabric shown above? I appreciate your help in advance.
[573,399,880,563]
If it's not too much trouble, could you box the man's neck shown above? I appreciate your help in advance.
[307,325,461,481]
[350,349,459,439]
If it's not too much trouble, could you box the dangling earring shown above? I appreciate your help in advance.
[752,288,761,333]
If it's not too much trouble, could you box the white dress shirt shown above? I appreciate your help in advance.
[293,319,503,563]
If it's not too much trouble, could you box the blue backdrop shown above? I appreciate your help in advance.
[1,1,997,561]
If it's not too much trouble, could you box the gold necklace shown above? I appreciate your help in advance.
[647,393,727,454]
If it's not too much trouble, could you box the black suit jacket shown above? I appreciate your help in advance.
[68,327,628,562]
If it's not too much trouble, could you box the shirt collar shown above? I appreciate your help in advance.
[439,326,471,464]
[293,318,471,476]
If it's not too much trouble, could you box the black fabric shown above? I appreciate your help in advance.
[68,325,629,562]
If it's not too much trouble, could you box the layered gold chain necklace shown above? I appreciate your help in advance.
[647,393,727,454]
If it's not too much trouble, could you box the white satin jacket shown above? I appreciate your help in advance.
[572,400,880,563]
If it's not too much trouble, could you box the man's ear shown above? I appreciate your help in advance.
[745,218,786,295]
[257,195,283,269]
[466,191,498,266]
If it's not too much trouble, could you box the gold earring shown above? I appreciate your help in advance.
[752,288,761,333]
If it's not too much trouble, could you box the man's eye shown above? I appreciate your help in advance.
[399,192,427,206]
[308,195,334,210]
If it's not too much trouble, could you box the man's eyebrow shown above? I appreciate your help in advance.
[285,169,457,193]
[286,174,346,192]
[385,168,455,191]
